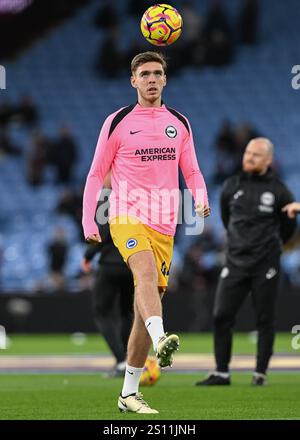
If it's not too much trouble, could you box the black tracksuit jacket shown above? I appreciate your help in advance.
[220,168,297,268]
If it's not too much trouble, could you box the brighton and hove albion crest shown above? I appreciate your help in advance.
[260,192,275,206]
[126,238,138,249]
[165,125,177,138]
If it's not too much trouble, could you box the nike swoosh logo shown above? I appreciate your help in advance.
[130,130,142,135]
[120,399,127,408]
[146,322,152,328]
[127,370,134,375]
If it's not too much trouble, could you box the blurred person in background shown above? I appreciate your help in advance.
[180,1,205,68]
[238,0,259,45]
[26,129,49,185]
[47,227,68,292]
[0,129,21,157]
[12,94,38,127]
[215,119,237,155]
[81,173,134,377]
[196,138,296,387]
[93,0,119,29]
[205,29,233,66]
[93,1,123,78]
[213,120,238,184]
[0,99,13,128]
[48,125,78,184]
[204,0,233,66]
[56,187,83,235]
[235,121,260,158]
[94,25,125,79]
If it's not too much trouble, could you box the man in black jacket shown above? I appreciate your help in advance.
[196,138,297,386]
[81,186,134,377]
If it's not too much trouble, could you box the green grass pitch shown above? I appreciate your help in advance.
[0,333,299,420]
[3,332,297,355]
[1,373,300,420]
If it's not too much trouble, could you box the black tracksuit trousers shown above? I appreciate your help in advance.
[92,264,134,364]
[213,253,280,374]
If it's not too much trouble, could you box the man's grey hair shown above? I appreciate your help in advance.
[249,137,274,156]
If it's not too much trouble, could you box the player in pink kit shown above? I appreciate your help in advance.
[82,52,210,414]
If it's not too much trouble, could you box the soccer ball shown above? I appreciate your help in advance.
[140,4,183,46]
[140,357,161,386]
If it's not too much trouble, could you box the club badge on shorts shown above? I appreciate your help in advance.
[126,238,138,249]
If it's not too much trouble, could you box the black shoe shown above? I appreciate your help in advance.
[195,373,231,386]
[106,367,126,378]
[252,374,267,386]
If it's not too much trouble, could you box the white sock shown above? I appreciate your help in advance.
[121,364,144,397]
[145,316,165,351]
[215,371,230,379]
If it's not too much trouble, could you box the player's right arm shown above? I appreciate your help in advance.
[82,114,118,242]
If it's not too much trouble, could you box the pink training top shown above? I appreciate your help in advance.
[82,103,208,239]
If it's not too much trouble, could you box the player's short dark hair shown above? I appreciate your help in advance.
[131,51,167,74]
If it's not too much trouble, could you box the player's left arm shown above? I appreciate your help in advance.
[179,120,210,217]
[277,184,297,244]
